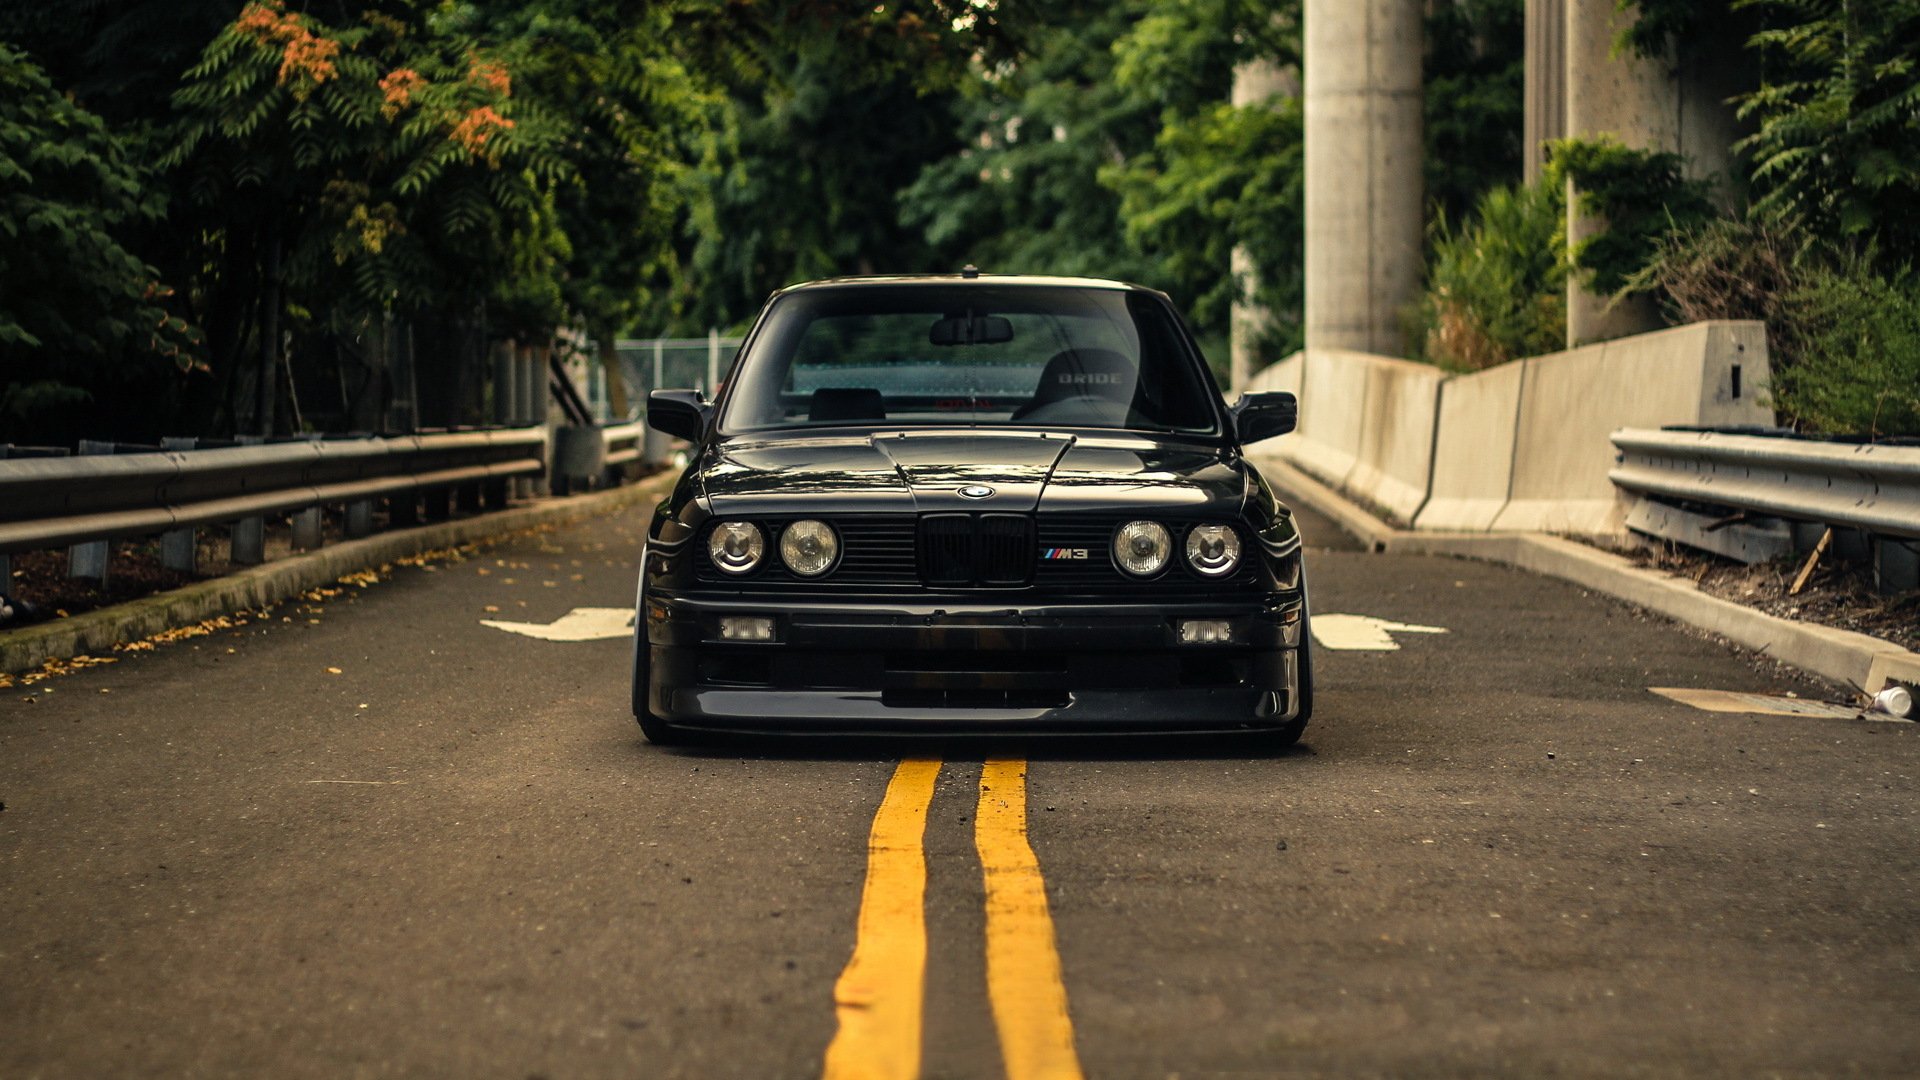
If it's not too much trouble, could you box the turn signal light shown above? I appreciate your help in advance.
[719,615,775,641]
[1178,619,1233,645]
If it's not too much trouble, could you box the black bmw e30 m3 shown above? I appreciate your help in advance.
[633,272,1313,744]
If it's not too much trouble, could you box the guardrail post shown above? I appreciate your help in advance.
[230,436,267,565]
[67,440,114,583]
[389,492,420,527]
[457,482,483,513]
[291,506,323,551]
[345,500,374,538]
[423,486,452,521]
[643,339,670,466]
[483,476,510,509]
[160,438,199,572]
[1875,537,1919,596]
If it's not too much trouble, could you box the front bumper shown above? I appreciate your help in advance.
[643,594,1306,734]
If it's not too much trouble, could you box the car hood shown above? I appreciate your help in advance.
[697,430,1245,518]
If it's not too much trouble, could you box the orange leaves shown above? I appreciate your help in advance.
[233,0,339,97]
[468,59,511,98]
[379,68,426,117]
[451,106,515,158]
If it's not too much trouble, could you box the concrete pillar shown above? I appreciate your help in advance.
[1229,57,1299,390]
[1563,0,1673,345]
[1523,0,1566,186]
[1304,0,1424,355]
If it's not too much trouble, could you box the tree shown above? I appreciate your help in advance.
[0,43,198,444]
[1734,0,1920,269]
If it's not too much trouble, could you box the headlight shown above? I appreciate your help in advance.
[1185,524,1241,577]
[707,521,764,574]
[1113,520,1172,577]
[780,519,839,577]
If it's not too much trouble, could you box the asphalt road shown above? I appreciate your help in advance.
[3,492,1917,1079]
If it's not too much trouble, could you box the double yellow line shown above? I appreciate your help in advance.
[822,759,1084,1080]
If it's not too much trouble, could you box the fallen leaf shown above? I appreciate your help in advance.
[326,667,343,675]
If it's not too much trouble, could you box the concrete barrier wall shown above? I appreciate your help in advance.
[1346,357,1444,523]
[1287,348,1372,488]
[1416,359,1524,531]
[1244,320,1773,538]
[1492,321,1771,534]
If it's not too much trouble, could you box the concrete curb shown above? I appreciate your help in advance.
[1256,455,1920,696]
[0,473,674,676]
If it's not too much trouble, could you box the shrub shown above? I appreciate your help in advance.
[1548,136,1717,297]
[1773,259,1920,439]
[1412,180,1566,370]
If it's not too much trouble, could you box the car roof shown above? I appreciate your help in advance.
[772,273,1163,298]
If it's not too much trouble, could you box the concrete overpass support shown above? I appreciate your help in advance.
[1523,0,1565,186]
[1558,0,1747,345]
[1229,56,1298,390]
[1303,0,1424,355]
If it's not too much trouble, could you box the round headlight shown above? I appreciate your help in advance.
[707,521,764,574]
[1113,520,1173,577]
[780,519,839,577]
[1185,524,1241,577]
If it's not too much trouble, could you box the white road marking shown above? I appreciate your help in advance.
[1650,687,1870,720]
[1312,614,1450,651]
[481,607,634,642]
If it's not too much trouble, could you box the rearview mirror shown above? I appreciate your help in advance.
[648,389,710,443]
[1232,391,1297,444]
[929,314,1014,346]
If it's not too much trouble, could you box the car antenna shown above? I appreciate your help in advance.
[961,264,980,279]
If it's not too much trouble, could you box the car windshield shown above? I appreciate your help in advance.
[719,284,1221,435]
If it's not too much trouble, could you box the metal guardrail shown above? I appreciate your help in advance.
[0,428,546,556]
[1610,429,1920,540]
[1610,427,1920,591]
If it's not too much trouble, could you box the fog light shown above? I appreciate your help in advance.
[1179,619,1233,645]
[719,615,775,641]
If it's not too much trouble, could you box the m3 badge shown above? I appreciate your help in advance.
[1041,548,1090,560]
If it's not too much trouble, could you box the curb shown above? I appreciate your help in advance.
[1256,455,1920,696]
[0,472,674,676]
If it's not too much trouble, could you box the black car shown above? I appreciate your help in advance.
[633,273,1313,744]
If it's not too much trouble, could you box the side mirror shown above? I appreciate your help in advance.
[648,389,710,443]
[1232,391,1297,444]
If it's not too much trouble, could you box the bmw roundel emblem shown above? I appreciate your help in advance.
[958,484,995,500]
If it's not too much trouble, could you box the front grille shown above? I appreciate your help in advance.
[691,513,1256,595]
[917,513,1033,587]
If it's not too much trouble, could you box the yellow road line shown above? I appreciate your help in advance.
[977,759,1085,1080]
[823,759,942,1080]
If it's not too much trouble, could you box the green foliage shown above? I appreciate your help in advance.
[900,3,1165,298]
[1549,136,1717,295]
[1613,0,1704,59]
[1107,98,1305,356]
[0,43,198,442]
[1640,215,1920,437]
[1630,214,1803,330]
[1412,180,1567,370]
[1733,0,1920,268]
[1425,0,1525,226]
[1772,259,1920,437]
